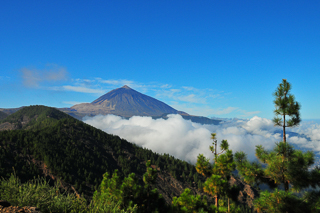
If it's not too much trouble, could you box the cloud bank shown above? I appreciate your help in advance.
[83,114,319,164]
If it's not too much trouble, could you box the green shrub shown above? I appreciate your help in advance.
[0,173,87,213]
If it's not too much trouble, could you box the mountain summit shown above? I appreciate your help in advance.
[70,85,183,117]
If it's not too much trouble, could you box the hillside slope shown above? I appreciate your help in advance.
[0,105,257,207]
[0,106,204,203]
[0,111,8,120]
[0,105,72,131]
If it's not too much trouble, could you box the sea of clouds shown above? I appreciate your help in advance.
[83,114,320,164]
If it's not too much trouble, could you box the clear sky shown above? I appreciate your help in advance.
[1,1,320,119]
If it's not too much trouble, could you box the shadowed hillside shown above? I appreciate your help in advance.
[0,106,204,203]
[0,105,257,210]
[0,111,8,120]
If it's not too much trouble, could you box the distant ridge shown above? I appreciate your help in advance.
[0,105,72,131]
[0,111,8,120]
[68,85,187,117]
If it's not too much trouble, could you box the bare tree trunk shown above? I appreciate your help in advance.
[283,114,286,143]
[283,113,289,192]
[215,195,219,213]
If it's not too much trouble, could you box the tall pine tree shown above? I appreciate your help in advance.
[235,79,320,212]
[273,79,301,143]
[196,133,236,212]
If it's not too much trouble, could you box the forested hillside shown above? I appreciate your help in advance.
[0,106,204,201]
[0,105,258,212]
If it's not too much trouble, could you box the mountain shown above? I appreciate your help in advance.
[59,85,221,125]
[68,85,186,117]
[0,105,257,208]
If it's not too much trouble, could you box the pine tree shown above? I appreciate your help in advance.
[272,79,301,191]
[235,79,320,212]
[196,133,236,212]
[273,79,301,143]
[172,188,213,213]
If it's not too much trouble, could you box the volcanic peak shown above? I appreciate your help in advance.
[122,85,131,89]
[70,85,179,117]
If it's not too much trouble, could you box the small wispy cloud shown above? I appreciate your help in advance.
[20,64,68,88]
[97,78,135,86]
[176,94,207,104]
[160,84,172,89]
[62,101,85,105]
[212,107,239,115]
[171,104,239,116]
[155,86,222,106]
[238,109,261,117]
[62,85,105,94]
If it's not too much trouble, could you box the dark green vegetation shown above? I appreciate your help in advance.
[196,134,244,213]
[1,173,87,213]
[0,105,256,212]
[0,106,206,208]
[0,105,73,130]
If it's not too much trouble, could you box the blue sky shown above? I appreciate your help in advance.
[1,1,320,119]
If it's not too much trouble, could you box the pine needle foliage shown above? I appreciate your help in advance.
[196,133,238,212]
[172,188,214,213]
[235,79,320,212]
[272,79,301,143]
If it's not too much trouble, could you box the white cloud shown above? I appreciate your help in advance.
[176,94,207,104]
[291,121,320,151]
[212,107,239,115]
[238,110,261,117]
[171,104,239,117]
[20,65,68,88]
[83,114,308,163]
[62,85,105,94]
[160,84,172,89]
[98,79,135,86]
[62,101,84,105]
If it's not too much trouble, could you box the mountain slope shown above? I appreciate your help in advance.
[0,106,204,204]
[69,85,184,117]
[0,105,256,208]
[0,107,24,115]
[0,111,8,120]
